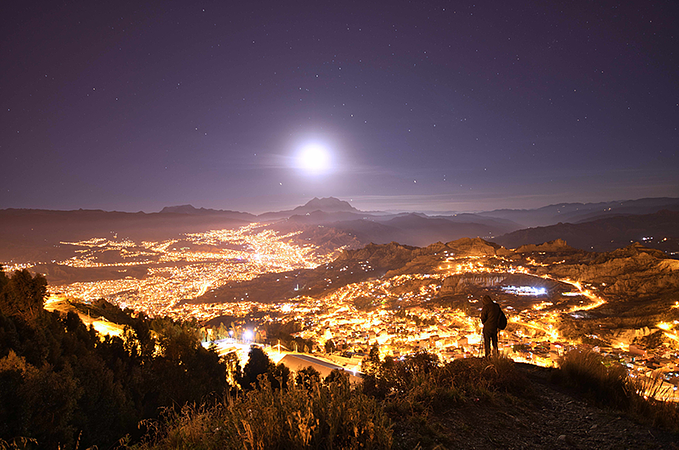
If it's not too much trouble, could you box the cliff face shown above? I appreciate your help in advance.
[336,242,418,272]
[439,272,566,297]
[339,237,502,261]
[441,274,508,294]
[515,238,573,254]
[440,237,502,257]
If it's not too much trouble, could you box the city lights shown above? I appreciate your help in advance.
[48,223,337,319]
[501,286,547,296]
[31,225,678,400]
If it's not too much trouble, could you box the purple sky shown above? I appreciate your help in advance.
[2,1,677,214]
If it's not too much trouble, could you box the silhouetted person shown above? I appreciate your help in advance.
[480,295,500,358]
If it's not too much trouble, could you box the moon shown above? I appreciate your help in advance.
[297,143,331,174]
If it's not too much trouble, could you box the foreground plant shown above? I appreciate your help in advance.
[556,349,679,432]
[135,371,392,450]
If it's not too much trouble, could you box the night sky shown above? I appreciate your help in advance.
[2,1,677,214]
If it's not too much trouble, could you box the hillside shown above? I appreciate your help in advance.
[390,362,678,449]
[4,196,677,266]
[479,197,679,228]
[196,235,678,309]
[0,208,252,262]
[130,352,679,449]
[492,209,679,254]
[3,250,678,448]
[268,199,521,247]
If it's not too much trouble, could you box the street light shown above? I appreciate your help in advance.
[243,329,254,342]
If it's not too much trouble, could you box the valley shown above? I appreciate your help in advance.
[2,198,679,401]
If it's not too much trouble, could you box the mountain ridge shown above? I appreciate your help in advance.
[3,197,678,264]
[492,209,679,254]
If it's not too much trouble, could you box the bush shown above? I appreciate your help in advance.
[628,377,679,431]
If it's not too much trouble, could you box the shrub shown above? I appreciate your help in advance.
[0,268,229,448]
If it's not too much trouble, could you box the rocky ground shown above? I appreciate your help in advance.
[396,364,678,449]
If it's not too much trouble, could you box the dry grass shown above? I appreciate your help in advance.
[363,353,528,449]
[556,349,630,408]
[132,372,392,450]
[132,353,527,449]
[628,374,679,431]
[556,349,679,433]
[0,437,38,450]
[367,353,527,406]
[129,350,679,448]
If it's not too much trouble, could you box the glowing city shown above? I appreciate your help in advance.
[17,221,675,401]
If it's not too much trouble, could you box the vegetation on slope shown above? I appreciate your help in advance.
[0,268,228,449]
[133,345,679,449]
[137,371,392,450]
[1,267,678,449]
[555,348,679,432]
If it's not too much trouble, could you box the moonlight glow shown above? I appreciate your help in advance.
[296,143,331,175]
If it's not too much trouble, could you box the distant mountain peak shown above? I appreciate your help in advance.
[160,204,202,214]
[293,197,358,213]
[159,205,254,218]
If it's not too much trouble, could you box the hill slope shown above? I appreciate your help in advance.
[0,208,252,262]
[406,363,678,449]
[479,197,679,228]
[492,209,679,254]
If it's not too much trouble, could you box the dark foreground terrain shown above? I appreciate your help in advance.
[408,363,678,449]
[133,349,679,450]
[2,269,678,449]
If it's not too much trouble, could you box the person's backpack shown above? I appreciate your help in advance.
[497,307,507,330]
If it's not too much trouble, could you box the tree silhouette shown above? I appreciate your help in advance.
[296,366,321,391]
[0,269,47,321]
[0,268,230,448]
[240,346,270,390]
[239,345,290,391]
[223,351,241,387]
